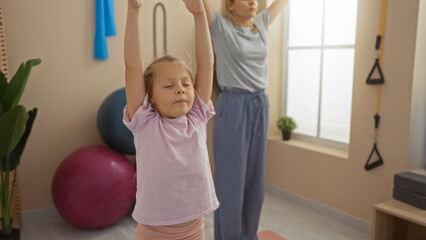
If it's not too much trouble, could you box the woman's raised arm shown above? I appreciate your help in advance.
[268,0,289,25]
[201,0,215,27]
[183,0,214,104]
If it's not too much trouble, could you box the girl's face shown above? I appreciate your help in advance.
[228,0,258,20]
[151,62,194,119]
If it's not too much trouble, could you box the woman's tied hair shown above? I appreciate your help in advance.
[144,55,193,104]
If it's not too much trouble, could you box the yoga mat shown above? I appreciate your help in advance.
[258,230,286,240]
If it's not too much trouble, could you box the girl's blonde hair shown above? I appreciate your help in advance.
[221,0,259,33]
[143,55,193,103]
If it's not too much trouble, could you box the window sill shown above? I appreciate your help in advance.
[268,136,349,160]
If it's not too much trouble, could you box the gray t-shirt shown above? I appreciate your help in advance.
[210,10,270,92]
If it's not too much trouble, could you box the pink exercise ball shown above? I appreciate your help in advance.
[52,145,136,229]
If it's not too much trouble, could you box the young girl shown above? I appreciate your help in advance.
[123,0,218,239]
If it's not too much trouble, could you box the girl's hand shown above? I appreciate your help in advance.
[183,0,204,15]
[129,0,142,9]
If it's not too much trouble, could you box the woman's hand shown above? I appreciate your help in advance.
[128,0,142,9]
[183,0,205,15]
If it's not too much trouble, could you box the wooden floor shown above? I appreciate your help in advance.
[21,190,371,240]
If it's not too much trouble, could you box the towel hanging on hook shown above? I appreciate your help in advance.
[94,0,117,60]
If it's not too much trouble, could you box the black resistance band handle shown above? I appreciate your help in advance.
[376,35,382,50]
[366,58,384,84]
[374,114,380,129]
[364,143,384,171]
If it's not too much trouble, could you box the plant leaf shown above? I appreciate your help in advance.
[0,105,28,156]
[0,102,4,116]
[1,63,23,109]
[0,70,7,99]
[1,59,41,110]
[6,108,37,170]
[0,71,7,116]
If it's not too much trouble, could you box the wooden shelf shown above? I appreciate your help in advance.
[373,199,426,240]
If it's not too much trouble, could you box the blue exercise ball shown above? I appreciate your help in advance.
[97,88,135,154]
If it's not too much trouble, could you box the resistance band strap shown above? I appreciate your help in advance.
[365,114,382,171]
[365,0,387,171]
[366,35,385,85]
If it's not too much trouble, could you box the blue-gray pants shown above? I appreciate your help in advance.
[213,90,269,240]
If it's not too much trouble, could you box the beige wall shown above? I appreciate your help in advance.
[3,0,207,211]
[265,0,422,222]
[3,0,423,225]
[408,0,426,169]
[2,0,264,213]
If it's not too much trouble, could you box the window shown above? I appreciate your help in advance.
[282,0,358,148]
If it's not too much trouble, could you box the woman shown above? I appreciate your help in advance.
[201,0,289,239]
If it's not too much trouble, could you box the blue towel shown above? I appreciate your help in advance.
[94,0,117,60]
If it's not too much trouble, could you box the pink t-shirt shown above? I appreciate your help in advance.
[123,92,219,226]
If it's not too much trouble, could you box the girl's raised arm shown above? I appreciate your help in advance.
[201,0,215,27]
[124,0,145,120]
[183,0,214,105]
[268,0,289,25]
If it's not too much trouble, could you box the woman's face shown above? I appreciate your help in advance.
[228,0,258,20]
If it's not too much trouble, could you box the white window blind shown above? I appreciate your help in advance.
[283,0,358,147]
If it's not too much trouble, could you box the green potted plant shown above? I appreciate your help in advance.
[0,59,41,239]
[277,116,297,140]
